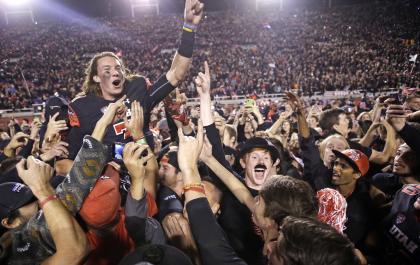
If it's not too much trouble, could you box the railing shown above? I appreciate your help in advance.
[0,88,401,117]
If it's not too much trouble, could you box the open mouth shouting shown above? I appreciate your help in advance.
[254,164,268,181]
[112,79,122,88]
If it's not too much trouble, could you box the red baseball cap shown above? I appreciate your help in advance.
[80,164,121,228]
[332,149,369,176]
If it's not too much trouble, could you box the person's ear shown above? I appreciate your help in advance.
[176,171,183,180]
[354,172,361,180]
[1,217,20,229]
[93,75,100,83]
[273,159,280,168]
[240,157,246,169]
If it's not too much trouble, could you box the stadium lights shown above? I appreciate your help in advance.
[130,0,151,3]
[1,0,31,8]
[2,0,34,25]
[255,0,283,11]
[130,0,159,17]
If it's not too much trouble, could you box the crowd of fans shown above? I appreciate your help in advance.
[0,0,420,265]
[0,1,419,110]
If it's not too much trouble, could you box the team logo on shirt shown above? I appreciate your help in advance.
[396,213,406,224]
[12,183,25,193]
[68,105,80,127]
[100,106,107,114]
[113,121,130,139]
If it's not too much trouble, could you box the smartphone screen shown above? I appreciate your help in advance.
[114,142,126,161]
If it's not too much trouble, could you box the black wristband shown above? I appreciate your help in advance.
[178,30,195,58]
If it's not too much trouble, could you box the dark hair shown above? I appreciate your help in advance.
[6,209,21,225]
[319,108,345,133]
[400,147,420,178]
[309,115,319,122]
[405,91,420,102]
[403,124,420,177]
[268,137,301,178]
[260,175,317,225]
[276,216,360,265]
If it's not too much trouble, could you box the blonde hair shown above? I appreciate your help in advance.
[356,111,371,121]
[319,134,349,161]
[78,52,136,97]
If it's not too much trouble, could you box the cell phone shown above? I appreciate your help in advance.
[113,142,149,161]
[113,142,126,161]
[245,99,256,108]
[389,93,401,105]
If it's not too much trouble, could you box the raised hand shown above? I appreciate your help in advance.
[92,95,127,141]
[177,120,204,173]
[122,142,154,180]
[4,132,30,157]
[40,136,69,161]
[184,0,204,26]
[386,104,408,132]
[16,156,54,198]
[44,112,68,141]
[30,120,42,140]
[199,135,213,163]
[162,213,198,253]
[214,115,226,138]
[99,95,127,126]
[286,91,305,113]
[175,88,188,105]
[124,100,144,141]
[195,61,211,97]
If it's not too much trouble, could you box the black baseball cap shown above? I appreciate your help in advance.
[43,95,69,122]
[119,244,193,265]
[0,182,35,221]
[238,137,279,162]
[161,151,179,171]
[39,96,69,146]
[223,146,236,157]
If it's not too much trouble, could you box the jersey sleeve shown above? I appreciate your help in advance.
[144,75,176,112]
[67,101,91,160]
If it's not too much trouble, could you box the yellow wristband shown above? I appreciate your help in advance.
[183,26,194,33]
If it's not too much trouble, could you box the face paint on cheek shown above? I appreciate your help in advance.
[102,72,112,80]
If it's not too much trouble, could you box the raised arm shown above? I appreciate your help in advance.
[177,122,247,265]
[359,122,381,147]
[123,142,165,246]
[57,96,127,213]
[123,142,155,201]
[387,104,420,153]
[17,157,89,265]
[286,92,329,190]
[200,137,254,211]
[1,132,29,159]
[367,120,397,165]
[166,0,204,87]
[286,92,310,138]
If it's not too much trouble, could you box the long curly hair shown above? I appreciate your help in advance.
[79,52,135,97]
